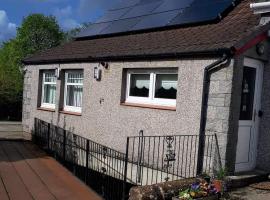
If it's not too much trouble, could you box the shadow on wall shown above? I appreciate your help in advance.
[0,100,22,121]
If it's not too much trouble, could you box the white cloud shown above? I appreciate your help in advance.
[0,10,16,42]
[53,6,80,30]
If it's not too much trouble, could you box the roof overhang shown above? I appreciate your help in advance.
[22,48,232,65]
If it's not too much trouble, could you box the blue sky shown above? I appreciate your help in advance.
[0,0,121,42]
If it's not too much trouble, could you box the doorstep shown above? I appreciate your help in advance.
[226,169,269,189]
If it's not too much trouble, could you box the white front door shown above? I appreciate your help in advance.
[235,58,264,172]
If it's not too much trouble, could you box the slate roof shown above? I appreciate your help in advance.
[23,0,260,64]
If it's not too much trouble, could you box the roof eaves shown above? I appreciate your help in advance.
[22,48,232,65]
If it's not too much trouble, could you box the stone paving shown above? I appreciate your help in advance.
[222,186,270,200]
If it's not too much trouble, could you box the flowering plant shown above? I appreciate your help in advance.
[178,178,221,199]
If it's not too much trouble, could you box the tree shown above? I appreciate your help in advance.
[0,14,65,120]
[16,14,65,57]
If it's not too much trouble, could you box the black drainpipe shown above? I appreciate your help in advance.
[196,53,232,175]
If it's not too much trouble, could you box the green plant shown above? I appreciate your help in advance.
[216,168,227,180]
[179,189,193,200]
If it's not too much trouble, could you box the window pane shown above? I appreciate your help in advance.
[239,67,256,120]
[43,84,56,104]
[129,74,150,97]
[66,85,83,107]
[67,72,83,84]
[155,74,177,99]
[44,72,56,83]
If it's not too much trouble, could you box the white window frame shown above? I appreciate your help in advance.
[125,69,178,107]
[64,70,84,113]
[41,71,56,109]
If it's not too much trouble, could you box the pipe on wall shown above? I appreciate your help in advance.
[250,2,270,14]
[196,53,232,175]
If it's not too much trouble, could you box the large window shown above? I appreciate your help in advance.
[64,70,84,113]
[125,69,178,107]
[41,71,56,109]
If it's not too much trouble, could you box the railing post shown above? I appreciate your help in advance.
[47,123,50,150]
[137,130,144,183]
[122,137,129,200]
[214,134,222,171]
[63,130,66,162]
[85,140,90,184]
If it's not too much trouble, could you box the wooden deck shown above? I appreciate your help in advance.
[0,140,102,200]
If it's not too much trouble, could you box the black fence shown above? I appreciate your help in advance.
[33,118,220,200]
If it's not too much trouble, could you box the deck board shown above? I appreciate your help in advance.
[4,142,56,200]
[0,177,9,200]
[0,143,33,200]
[0,141,102,200]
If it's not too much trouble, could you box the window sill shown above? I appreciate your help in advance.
[37,107,56,112]
[59,110,82,116]
[120,102,176,111]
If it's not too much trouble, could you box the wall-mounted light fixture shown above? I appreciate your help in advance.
[94,66,102,81]
[256,43,265,56]
[100,61,109,69]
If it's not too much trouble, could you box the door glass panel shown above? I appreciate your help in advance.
[239,67,256,120]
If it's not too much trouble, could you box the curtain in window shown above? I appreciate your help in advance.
[43,72,56,104]
[66,85,83,107]
[155,74,177,99]
[66,72,83,107]
[129,74,150,97]
[43,84,56,104]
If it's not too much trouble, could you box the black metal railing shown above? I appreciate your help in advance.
[33,118,220,200]
[34,118,133,200]
[125,131,219,186]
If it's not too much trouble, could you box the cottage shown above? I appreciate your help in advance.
[22,0,270,177]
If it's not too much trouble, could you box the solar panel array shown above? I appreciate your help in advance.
[76,0,236,39]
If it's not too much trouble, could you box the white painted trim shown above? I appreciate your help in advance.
[63,70,83,113]
[41,70,56,109]
[125,69,177,107]
[250,2,270,14]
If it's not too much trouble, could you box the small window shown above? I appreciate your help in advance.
[125,69,178,106]
[64,70,84,113]
[41,71,57,109]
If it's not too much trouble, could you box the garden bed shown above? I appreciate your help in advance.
[172,194,218,200]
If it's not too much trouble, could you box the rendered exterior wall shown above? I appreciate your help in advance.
[22,59,235,166]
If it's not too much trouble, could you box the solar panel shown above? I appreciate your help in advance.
[131,10,182,31]
[76,22,111,38]
[96,7,131,23]
[120,1,162,19]
[169,0,233,25]
[100,17,143,35]
[109,0,140,10]
[154,0,193,13]
[75,0,236,39]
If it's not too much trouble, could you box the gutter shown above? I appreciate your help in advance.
[250,2,270,14]
[196,53,232,175]
[22,48,231,65]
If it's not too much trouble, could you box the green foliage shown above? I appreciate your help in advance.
[16,14,65,57]
[215,167,227,180]
[0,14,65,120]
[179,189,193,200]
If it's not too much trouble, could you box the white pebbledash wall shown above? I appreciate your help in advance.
[22,58,235,168]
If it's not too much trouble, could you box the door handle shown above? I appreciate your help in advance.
[258,110,263,118]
